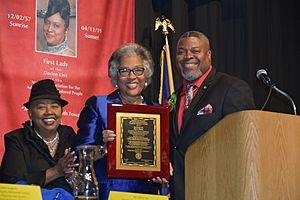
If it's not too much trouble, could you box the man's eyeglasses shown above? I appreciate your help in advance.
[118,67,145,76]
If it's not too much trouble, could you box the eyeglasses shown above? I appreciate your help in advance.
[118,67,145,76]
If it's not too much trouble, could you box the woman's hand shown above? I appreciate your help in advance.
[152,177,169,184]
[45,148,78,184]
[102,129,116,143]
[152,162,173,184]
[93,130,115,161]
[59,148,79,174]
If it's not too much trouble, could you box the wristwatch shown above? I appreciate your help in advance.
[98,144,106,158]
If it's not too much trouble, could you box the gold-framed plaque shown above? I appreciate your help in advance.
[107,103,170,180]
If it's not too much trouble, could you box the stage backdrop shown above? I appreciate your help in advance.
[0,0,134,161]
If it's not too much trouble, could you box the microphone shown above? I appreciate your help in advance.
[256,69,274,87]
[256,69,297,115]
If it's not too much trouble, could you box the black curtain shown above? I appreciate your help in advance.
[136,0,300,115]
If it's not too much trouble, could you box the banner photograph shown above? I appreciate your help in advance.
[0,0,134,161]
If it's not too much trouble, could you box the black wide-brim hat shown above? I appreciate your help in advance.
[23,79,68,108]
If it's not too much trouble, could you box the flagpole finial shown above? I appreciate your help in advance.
[155,16,175,36]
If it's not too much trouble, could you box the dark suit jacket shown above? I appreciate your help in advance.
[170,69,256,200]
[0,121,76,193]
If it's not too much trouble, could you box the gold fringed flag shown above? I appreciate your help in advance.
[155,16,175,105]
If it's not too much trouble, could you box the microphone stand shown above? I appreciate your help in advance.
[257,69,297,115]
[261,86,272,111]
[272,86,297,115]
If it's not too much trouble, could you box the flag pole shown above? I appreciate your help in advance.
[155,16,175,104]
[164,36,174,94]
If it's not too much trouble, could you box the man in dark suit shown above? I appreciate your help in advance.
[169,31,256,200]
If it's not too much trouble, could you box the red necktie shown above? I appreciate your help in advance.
[184,84,195,110]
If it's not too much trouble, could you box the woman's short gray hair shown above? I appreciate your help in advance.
[108,43,154,87]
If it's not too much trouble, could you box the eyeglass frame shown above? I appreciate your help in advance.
[118,67,145,77]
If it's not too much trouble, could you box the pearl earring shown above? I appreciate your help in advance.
[144,82,148,87]
[115,84,118,88]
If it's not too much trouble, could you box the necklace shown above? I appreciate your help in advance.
[46,39,69,55]
[35,129,59,157]
[119,93,144,104]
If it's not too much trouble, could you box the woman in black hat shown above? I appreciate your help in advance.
[0,79,77,193]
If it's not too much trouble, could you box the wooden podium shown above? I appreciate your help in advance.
[185,110,300,200]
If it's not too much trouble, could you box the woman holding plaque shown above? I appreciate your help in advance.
[76,43,161,199]
[0,79,78,193]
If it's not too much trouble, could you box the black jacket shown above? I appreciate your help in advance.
[0,121,76,193]
[170,69,256,200]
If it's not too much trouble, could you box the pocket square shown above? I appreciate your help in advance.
[197,104,213,115]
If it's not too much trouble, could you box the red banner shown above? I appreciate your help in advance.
[0,0,134,161]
